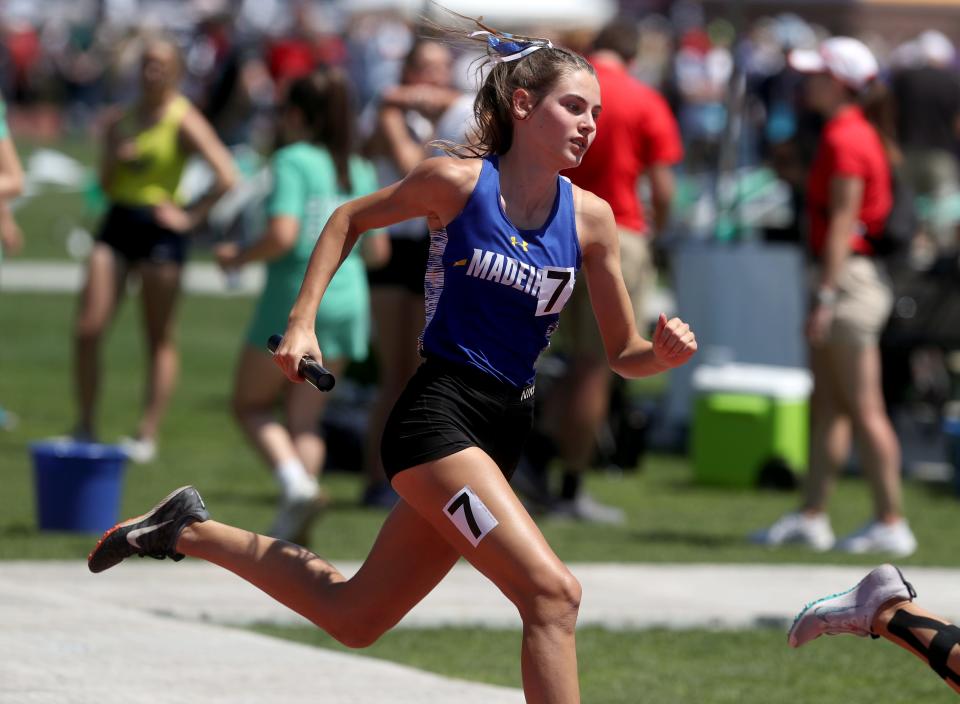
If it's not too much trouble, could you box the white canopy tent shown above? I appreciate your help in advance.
[337,0,618,31]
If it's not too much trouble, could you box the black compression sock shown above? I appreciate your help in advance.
[887,609,960,685]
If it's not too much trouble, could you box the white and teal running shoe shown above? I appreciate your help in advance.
[788,564,916,648]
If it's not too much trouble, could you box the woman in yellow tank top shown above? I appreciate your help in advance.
[72,36,236,461]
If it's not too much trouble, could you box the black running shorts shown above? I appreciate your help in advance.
[98,204,188,265]
[381,356,535,482]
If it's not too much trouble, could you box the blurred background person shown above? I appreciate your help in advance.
[671,9,733,176]
[359,36,460,508]
[750,15,824,247]
[890,30,960,256]
[215,68,388,543]
[521,18,683,523]
[882,30,960,459]
[47,11,108,135]
[71,35,236,461]
[753,37,917,557]
[201,24,275,150]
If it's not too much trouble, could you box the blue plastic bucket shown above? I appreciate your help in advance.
[944,418,960,498]
[31,440,128,532]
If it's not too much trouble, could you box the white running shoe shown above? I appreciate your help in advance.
[268,489,325,544]
[750,511,835,551]
[788,564,916,648]
[550,493,626,525]
[835,519,918,557]
[119,436,157,464]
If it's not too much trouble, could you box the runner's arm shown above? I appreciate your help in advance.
[275,157,476,381]
[577,189,695,377]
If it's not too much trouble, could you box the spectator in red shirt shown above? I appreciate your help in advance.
[567,24,683,236]
[525,19,683,523]
[753,37,917,556]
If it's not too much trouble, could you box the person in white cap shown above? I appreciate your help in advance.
[753,37,918,557]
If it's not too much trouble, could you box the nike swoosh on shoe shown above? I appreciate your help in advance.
[127,520,174,549]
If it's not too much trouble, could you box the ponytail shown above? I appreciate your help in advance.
[424,8,593,158]
[286,68,356,192]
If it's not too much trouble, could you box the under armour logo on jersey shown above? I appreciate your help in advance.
[510,236,528,252]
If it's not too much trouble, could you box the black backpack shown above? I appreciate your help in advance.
[869,169,917,257]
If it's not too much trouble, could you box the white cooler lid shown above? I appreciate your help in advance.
[692,363,812,399]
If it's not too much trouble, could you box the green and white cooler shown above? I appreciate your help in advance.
[691,363,812,487]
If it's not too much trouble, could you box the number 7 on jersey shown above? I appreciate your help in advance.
[535,266,575,316]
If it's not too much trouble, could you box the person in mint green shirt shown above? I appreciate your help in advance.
[216,68,387,542]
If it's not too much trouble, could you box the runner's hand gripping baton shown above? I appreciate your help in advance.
[267,334,336,392]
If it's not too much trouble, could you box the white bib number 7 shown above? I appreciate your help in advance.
[535,266,575,316]
[443,486,499,547]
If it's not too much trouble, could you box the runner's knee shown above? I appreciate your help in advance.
[323,606,392,649]
[75,315,106,345]
[515,565,582,631]
[326,622,382,649]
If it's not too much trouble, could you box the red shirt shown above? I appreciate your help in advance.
[267,38,317,84]
[806,105,891,257]
[565,56,683,234]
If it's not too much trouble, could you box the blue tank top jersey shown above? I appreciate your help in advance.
[420,156,582,388]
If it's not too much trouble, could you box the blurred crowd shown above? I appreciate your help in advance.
[4,2,960,246]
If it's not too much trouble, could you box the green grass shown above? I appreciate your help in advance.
[2,291,959,566]
[251,624,957,703]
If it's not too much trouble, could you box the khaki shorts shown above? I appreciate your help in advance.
[815,256,893,347]
[559,229,654,359]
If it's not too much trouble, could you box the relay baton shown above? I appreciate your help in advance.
[267,334,336,392]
